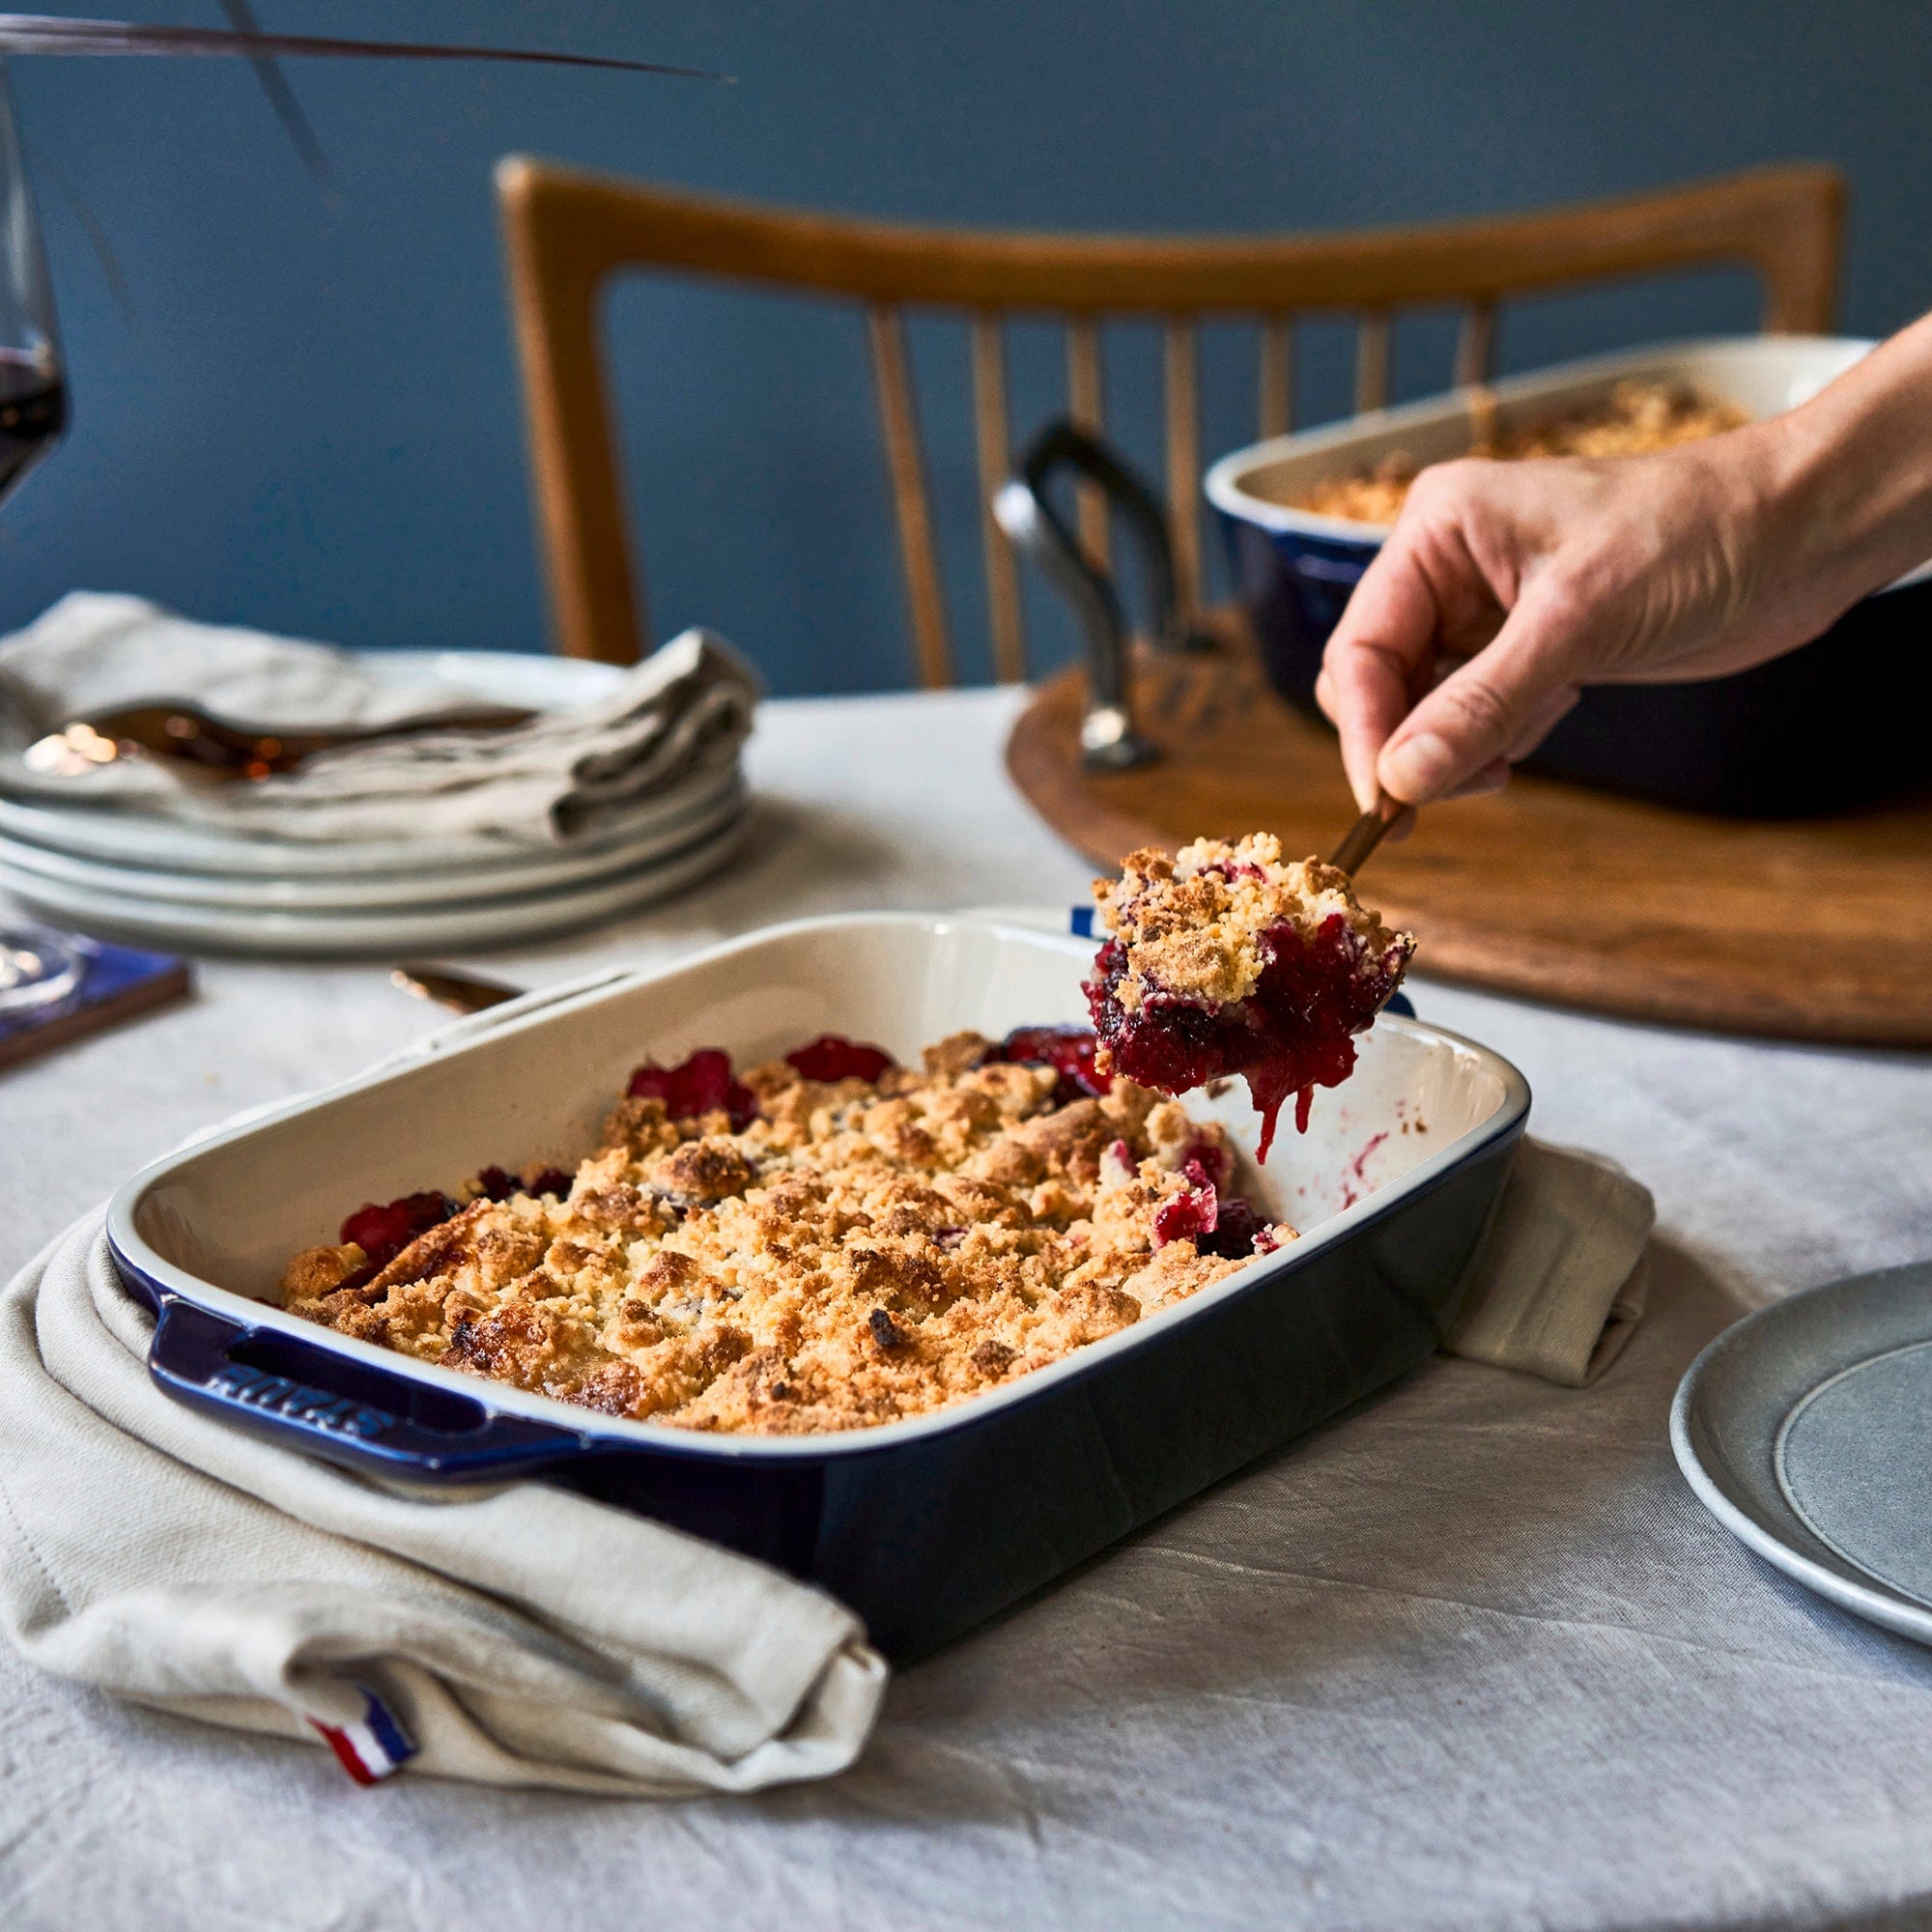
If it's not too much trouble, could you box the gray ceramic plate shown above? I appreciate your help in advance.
[1672,1261,1932,1646]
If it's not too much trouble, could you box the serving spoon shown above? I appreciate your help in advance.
[391,800,1419,1024]
[1327,791,1416,875]
[390,961,524,1014]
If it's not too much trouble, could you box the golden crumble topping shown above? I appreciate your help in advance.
[282,1031,1293,1436]
[1093,832,1411,1020]
[1282,379,1749,526]
[1084,833,1416,1159]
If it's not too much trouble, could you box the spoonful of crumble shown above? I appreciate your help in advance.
[1084,831,1415,1160]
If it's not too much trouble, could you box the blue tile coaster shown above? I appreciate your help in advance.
[0,932,192,1070]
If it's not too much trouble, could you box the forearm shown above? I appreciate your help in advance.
[1760,313,1932,612]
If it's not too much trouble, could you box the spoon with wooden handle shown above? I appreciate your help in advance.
[24,698,534,783]
[1327,791,1416,875]
[389,961,525,1014]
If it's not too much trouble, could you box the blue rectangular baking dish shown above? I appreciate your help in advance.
[107,914,1529,1662]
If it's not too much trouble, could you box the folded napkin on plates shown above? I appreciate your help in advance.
[0,1212,885,1797]
[0,592,760,845]
[1446,1138,1655,1386]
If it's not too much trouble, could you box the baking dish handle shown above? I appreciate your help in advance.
[147,1296,594,1482]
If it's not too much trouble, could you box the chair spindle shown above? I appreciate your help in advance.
[1259,314,1294,439]
[1164,318,1202,619]
[867,304,954,691]
[1455,298,1496,388]
[972,314,1027,683]
[1355,309,1391,412]
[1066,315,1110,570]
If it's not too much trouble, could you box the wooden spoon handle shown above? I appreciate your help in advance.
[1328,793,1416,875]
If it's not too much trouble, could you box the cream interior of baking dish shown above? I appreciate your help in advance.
[113,915,1526,1446]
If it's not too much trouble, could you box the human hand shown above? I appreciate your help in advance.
[1312,428,1870,810]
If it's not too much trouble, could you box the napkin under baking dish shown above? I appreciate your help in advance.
[0,592,759,845]
[0,1135,1647,1794]
[0,1211,885,1797]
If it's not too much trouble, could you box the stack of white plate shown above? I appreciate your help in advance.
[0,652,751,957]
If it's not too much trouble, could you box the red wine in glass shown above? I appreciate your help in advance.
[0,345,65,502]
[0,64,85,1020]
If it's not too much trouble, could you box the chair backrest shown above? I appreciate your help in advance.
[497,161,1843,683]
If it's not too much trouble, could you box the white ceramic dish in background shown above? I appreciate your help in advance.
[1673,1260,1932,1651]
[1206,334,1932,814]
[0,808,750,958]
[0,780,745,912]
[106,912,1528,1658]
[0,754,740,878]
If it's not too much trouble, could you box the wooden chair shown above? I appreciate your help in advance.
[496,160,1843,683]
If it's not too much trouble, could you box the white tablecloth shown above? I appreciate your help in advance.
[4,687,1931,1932]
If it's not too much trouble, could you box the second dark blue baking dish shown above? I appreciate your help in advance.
[1207,334,1932,818]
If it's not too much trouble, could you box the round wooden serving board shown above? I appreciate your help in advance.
[1008,638,1932,1046]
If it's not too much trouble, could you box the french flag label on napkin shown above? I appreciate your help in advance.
[310,1684,416,1785]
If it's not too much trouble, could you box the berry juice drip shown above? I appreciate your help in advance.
[1088,914,1403,1160]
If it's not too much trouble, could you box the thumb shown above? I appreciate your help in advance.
[1376,583,1590,804]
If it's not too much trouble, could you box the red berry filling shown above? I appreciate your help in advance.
[1087,912,1405,1161]
[1199,1196,1270,1260]
[1152,1183,1217,1248]
[785,1034,895,1082]
[627,1048,757,1131]
[473,1164,574,1202]
[1151,1171,1273,1260]
[992,1024,1113,1107]
[339,1190,457,1274]
[1179,1139,1231,1191]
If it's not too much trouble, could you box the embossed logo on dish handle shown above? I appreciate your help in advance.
[208,1362,393,1439]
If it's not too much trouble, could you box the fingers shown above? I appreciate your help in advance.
[1505,685,1580,762]
[1441,757,1510,801]
[1315,657,1406,813]
[1376,586,1587,804]
[1318,528,1449,812]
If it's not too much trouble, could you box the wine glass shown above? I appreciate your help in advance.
[0,60,82,1018]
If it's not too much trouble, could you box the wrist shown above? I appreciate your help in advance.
[1759,337,1932,608]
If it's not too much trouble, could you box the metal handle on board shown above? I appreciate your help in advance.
[995,419,1211,772]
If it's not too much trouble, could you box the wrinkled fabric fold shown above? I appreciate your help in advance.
[0,1212,885,1795]
[1444,1138,1655,1386]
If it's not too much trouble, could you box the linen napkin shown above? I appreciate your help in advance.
[0,1131,1646,1796]
[0,1212,886,1797]
[1445,1138,1655,1386]
[0,592,760,845]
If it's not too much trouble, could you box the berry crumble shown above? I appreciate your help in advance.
[282,1029,1293,1436]
[1087,832,1414,1157]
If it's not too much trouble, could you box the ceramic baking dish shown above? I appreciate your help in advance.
[107,914,1529,1661]
[1206,334,1932,816]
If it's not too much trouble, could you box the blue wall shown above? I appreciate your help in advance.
[7,2,1930,693]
